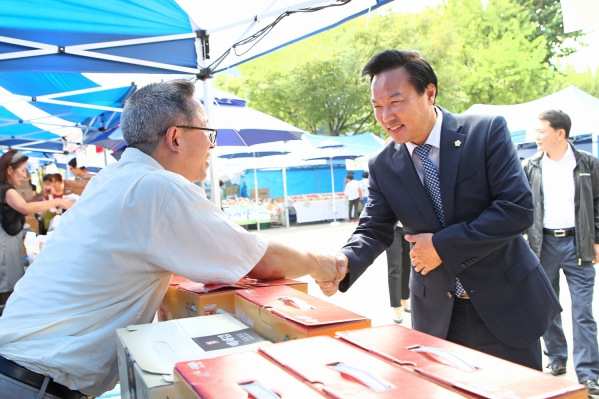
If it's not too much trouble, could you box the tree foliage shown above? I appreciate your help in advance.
[215,0,587,137]
[514,0,583,64]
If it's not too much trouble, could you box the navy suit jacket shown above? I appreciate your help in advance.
[339,108,560,348]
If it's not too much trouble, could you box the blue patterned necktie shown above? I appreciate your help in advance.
[413,144,466,298]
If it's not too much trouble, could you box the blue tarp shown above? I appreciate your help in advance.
[245,164,365,198]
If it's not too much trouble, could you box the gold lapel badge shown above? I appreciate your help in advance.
[454,140,462,147]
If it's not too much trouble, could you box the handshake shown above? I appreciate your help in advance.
[309,253,349,297]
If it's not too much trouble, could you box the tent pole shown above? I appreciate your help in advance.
[253,162,260,232]
[330,158,340,226]
[282,165,289,228]
[203,78,220,207]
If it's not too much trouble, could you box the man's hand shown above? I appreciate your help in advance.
[404,233,442,275]
[311,253,348,297]
[594,243,599,265]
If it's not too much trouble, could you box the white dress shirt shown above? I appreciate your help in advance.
[0,148,268,396]
[541,143,576,229]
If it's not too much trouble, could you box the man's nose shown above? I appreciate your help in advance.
[381,107,394,123]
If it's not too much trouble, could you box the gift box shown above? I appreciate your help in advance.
[173,351,326,398]
[116,314,271,399]
[157,276,308,321]
[235,285,370,343]
[259,335,466,398]
[336,325,587,399]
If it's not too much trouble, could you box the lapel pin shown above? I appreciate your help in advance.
[454,140,461,147]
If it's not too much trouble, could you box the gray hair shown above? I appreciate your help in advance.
[121,80,206,155]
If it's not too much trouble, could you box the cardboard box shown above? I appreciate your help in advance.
[235,285,371,343]
[259,336,466,398]
[249,188,269,200]
[157,276,308,322]
[116,314,272,399]
[336,325,587,399]
[173,351,326,398]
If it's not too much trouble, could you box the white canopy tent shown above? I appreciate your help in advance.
[464,86,599,155]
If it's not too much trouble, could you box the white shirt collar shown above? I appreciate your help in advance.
[396,106,443,155]
[120,147,163,168]
[541,142,575,165]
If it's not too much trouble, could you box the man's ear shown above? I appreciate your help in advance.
[425,83,436,104]
[165,126,183,154]
[558,128,567,140]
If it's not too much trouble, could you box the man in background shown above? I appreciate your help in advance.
[344,173,361,222]
[523,109,599,395]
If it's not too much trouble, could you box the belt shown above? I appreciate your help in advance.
[543,228,574,237]
[0,355,87,399]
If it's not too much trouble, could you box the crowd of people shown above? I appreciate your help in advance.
[0,49,597,399]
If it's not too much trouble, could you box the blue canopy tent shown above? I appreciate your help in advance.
[0,0,394,75]
[0,72,134,161]
[0,0,395,200]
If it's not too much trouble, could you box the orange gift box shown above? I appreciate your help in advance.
[336,325,587,399]
[173,351,326,399]
[158,275,308,321]
[259,335,467,398]
[235,285,371,343]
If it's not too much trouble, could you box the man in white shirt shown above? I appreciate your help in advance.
[343,174,362,222]
[0,80,346,399]
[359,171,370,210]
[523,109,599,395]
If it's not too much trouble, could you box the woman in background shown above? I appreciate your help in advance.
[0,150,73,314]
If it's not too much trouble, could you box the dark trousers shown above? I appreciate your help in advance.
[540,234,599,382]
[386,226,411,307]
[446,298,542,370]
[348,198,360,220]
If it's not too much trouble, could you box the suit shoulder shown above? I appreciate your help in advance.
[369,140,396,163]
[454,112,507,128]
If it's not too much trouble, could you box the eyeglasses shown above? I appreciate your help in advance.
[158,125,218,146]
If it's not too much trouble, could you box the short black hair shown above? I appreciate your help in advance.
[362,171,369,179]
[361,49,438,101]
[68,158,86,170]
[538,109,572,138]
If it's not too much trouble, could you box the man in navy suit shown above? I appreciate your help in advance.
[324,50,561,370]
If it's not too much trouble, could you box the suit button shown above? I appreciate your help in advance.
[447,292,453,298]
[461,263,467,268]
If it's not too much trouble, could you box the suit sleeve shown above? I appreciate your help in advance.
[591,156,599,244]
[432,116,535,277]
[338,156,397,292]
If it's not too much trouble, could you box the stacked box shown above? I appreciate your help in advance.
[235,285,371,342]
[158,276,308,321]
[116,314,271,399]
[336,325,587,399]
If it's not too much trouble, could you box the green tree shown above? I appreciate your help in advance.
[552,65,599,98]
[216,0,561,136]
[515,0,583,64]
[439,0,554,110]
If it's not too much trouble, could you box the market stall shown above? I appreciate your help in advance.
[289,194,348,224]
[222,198,282,226]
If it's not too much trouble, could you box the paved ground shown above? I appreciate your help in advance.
[260,220,599,386]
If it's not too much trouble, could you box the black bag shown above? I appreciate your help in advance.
[0,183,25,236]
